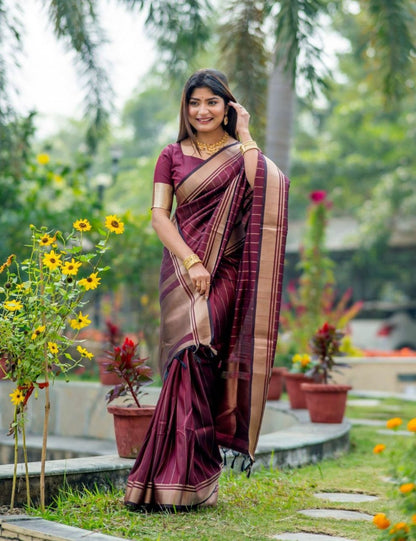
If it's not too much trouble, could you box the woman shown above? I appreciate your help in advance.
[125,69,289,511]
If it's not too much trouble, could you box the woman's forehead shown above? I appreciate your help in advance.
[189,87,222,99]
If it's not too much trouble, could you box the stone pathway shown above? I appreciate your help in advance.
[274,490,377,540]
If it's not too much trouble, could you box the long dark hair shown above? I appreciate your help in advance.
[177,69,238,145]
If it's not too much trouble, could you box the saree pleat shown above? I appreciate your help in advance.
[125,143,289,508]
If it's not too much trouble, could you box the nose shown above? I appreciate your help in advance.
[198,103,209,115]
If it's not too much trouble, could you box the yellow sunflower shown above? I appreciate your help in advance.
[48,342,59,355]
[39,234,54,246]
[4,300,23,311]
[10,388,25,406]
[105,215,124,234]
[73,219,92,232]
[78,273,101,291]
[70,311,91,330]
[31,325,46,340]
[36,153,50,165]
[61,258,82,276]
[77,345,94,359]
[42,250,62,270]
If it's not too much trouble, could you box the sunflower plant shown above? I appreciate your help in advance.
[0,214,124,510]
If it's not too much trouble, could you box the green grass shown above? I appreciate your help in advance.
[29,395,416,540]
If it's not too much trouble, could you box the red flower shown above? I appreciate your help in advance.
[309,190,327,203]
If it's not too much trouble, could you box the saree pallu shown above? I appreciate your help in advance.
[125,143,289,510]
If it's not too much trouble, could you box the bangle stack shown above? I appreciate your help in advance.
[183,253,202,271]
[240,140,259,155]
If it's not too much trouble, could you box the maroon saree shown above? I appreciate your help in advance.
[125,142,289,510]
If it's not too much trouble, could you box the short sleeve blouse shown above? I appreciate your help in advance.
[153,143,203,189]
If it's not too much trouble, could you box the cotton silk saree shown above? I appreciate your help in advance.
[125,142,289,509]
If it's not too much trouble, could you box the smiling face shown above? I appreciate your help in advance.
[187,87,227,137]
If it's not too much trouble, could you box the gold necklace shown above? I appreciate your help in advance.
[195,132,229,155]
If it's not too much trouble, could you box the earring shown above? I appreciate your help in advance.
[223,114,228,126]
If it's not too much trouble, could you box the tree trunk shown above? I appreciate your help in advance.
[265,57,295,176]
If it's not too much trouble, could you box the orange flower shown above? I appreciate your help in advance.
[389,521,409,535]
[386,417,403,429]
[412,514,416,525]
[373,444,386,454]
[399,482,415,494]
[407,418,416,432]
[373,513,390,529]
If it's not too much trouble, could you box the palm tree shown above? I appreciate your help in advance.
[218,0,416,174]
[0,0,210,154]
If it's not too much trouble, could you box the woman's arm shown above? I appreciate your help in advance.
[228,101,259,188]
[152,208,211,298]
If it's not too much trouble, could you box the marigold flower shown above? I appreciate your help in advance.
[78,273,101,291]
[73,219,92,232]
[373,444,386,454]
[105,214,124,234]
[48,342,59,355]
[36,153,50,165]
[389,522,409,534]
[412,514,416,525]
[300,354,311,367]
[373,513,390,529]
[70,312,91,330]
[43,250,62,270]
[399,483,415,494]
[407,418,416,432]
[77,345,94,359]
[386,417,403,429]
[4,300,23,311]
[292,354,302,363]
[31,325,46,340]
[61,258,82,276]
[9,388,25,406]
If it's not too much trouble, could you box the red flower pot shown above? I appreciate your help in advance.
[0,357,8,381]
[283,372,315,409]
[97,357,123,386]
[267,367,287,400]
[107,404,155,458]
[301,383,352,423]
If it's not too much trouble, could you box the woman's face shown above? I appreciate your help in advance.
[187,86,226,135]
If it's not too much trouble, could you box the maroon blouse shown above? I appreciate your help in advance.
[153,143,204,188]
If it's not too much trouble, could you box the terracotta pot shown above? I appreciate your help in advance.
[283,372,315,409]
[267,367,287,400]
[97,358,123,386]
[301,383,352,423]
[107,404,156,458]
[0,357,8,381]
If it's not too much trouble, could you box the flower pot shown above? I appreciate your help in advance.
[107,404,155,458]
[301,383,352,423]
[97,357,123,386]
[0,357,8,381]
[283,372,315,409]
[267,367,287,400]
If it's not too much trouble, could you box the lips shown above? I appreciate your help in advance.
[197,118,213,123]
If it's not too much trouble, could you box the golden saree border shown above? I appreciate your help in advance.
[247,157,289,458]
[152,182,173,211]
[125,470,220,507]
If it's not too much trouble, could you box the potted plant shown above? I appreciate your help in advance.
[283,353,317,409]
[97,319,124,385]
[301,322,352,423]
[105,336,155,458]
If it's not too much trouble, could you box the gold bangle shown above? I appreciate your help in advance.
[240,140,259,155]
[183,253,202,271]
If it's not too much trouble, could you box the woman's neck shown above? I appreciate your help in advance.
[195,129,227,145]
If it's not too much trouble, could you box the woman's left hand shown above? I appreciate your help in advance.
[228,101,251,138]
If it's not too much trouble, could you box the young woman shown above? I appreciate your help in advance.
[125,69,289,511]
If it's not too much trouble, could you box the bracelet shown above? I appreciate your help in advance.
[240,140,259,155]
[183,253,202,271]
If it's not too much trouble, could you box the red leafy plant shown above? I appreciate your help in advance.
[308,322,349,384]
[104,337,153,408]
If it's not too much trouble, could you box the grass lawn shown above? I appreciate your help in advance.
[30,395,416,540]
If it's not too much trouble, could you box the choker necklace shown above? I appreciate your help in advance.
[195,132,229,155]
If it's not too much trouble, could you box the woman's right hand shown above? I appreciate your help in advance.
[188,263,211,299]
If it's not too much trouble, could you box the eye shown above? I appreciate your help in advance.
[208,100,218,106]
[189,100,199,106]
